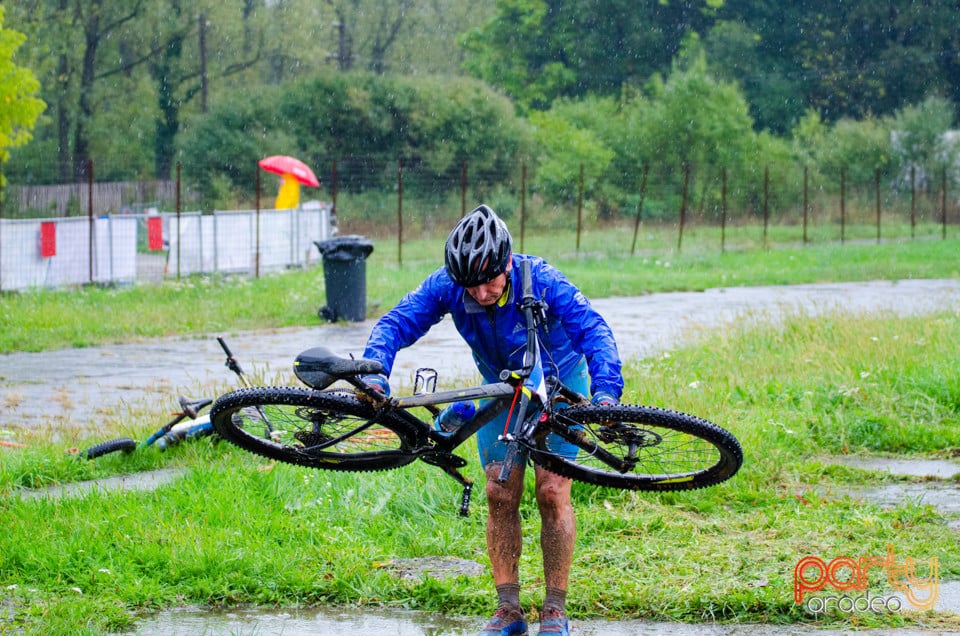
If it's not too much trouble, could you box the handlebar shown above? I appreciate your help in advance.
[218,335,252,388]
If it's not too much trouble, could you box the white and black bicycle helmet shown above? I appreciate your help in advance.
[444,204,513,287]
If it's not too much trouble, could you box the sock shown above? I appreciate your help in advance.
[496,582,521,611]
[543,586,567,612]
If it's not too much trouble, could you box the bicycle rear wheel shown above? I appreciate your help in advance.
[530,404,742,491]
[210,386,422,472]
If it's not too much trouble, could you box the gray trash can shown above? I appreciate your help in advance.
[315,235,375,322]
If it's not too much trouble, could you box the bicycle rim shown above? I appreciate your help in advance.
[530,404,742,491]
[210,386,421,472]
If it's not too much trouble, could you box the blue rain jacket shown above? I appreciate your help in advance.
[362,254,623,399]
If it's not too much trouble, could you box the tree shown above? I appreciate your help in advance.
[72,0,145,180]
[462,0,721,111]
[638,49,756,179]
[323,0,415,74]
[0,7,46,169]
[890,96,957,191]
[135,0,261,178]
[529,108,615,205]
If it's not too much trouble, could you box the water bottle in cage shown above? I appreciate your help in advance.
[435,400,477,432]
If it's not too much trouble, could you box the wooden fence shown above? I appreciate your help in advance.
[7,181,178,217]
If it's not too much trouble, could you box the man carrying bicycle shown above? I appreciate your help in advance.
[362,204,623,636]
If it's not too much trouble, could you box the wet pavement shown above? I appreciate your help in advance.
[3,279,960,433]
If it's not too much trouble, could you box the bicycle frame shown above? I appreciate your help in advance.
[80,336,255,460]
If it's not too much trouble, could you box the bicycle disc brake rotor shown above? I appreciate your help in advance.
[597,422,662,448]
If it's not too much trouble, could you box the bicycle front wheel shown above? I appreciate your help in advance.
[82,437,137,459]
[210,387,422,472]
[530,404,742,491]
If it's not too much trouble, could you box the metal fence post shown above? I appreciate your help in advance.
[942,167,948,240]
[331,159,338,219]
[910,165,916,240]
[88,159,94,284]
[840,167,846,244]
[576,163,584,254]
[520,162,527,253]
[461,160,467,217]
[762,165,770,248]
[255,168,261,278]
[803,165,809,245]
[875,167,881,243]
[630,165,649,256]
[176,162,182,280]
[678,163,689,252]
[397,159,403,266]
[721,166,727,253]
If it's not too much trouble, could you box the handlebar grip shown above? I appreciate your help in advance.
[497,440,523,484]
[521,260,533,299]
[216,336,233,358]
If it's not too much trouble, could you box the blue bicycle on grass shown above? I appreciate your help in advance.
[80,337,251,459]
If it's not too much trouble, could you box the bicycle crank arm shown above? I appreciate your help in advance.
[436,463,474,517]
[459,482,473,517]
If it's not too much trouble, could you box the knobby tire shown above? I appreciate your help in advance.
[530,404,742,491]
[210,386,421,472]
[82,438,137,459]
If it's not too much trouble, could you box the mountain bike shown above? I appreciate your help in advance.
[210,261,743,515]
[80,337,254,460]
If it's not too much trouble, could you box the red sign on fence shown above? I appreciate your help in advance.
[147,216,163,251]
[40,222,57,258]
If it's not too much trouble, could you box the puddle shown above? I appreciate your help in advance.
[15,468,186,501]
[827,456,960,515]
[131,605,948,636]
[843,482,960,515]
[830,456,960,479]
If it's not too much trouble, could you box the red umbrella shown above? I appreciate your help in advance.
[258,155,321,187]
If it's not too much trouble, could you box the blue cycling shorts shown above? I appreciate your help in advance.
[476,356,589,468]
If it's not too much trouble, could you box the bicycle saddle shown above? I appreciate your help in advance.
[294,347,384,390]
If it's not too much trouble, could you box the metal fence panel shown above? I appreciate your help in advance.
[0,203,335,291]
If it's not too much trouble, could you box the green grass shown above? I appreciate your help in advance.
[2,308,959,633]
[1,222,959,633]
